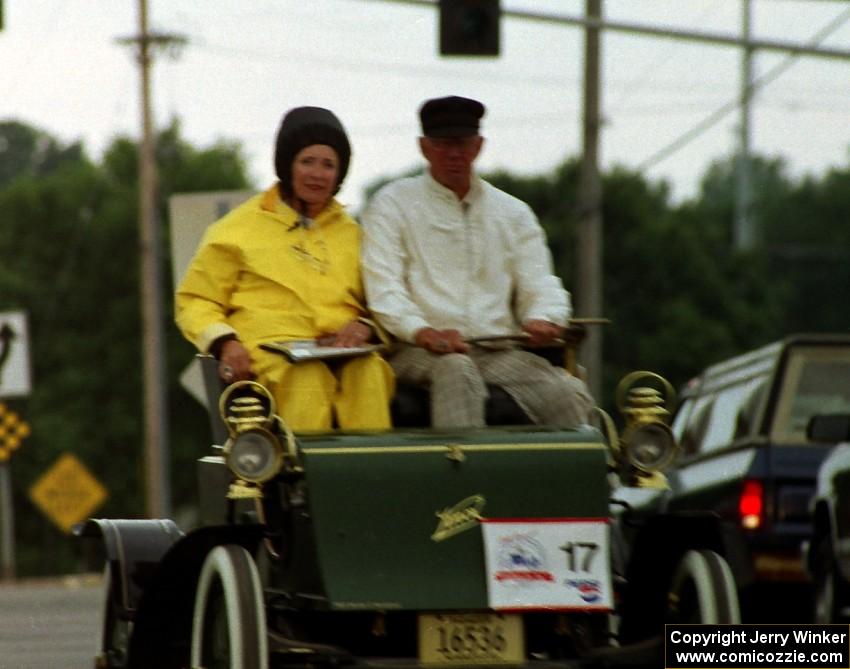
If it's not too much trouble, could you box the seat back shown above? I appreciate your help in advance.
[391,383,533,427]
[197,354,229,445]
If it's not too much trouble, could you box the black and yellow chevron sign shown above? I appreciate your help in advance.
[0,403,31,462]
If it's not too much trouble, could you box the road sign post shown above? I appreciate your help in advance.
[0,463,14,580]
[0,403,31,581]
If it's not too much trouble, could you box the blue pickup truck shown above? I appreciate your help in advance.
[657,333,850,620]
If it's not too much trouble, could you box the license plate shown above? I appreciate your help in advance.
[418,612,524,666]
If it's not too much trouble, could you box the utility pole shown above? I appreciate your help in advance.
[576,0,603,399]
[735,0,754,251]
[118,0,185,519]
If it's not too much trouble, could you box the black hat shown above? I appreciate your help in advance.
[274,106,351,199]
[419,96,485,138]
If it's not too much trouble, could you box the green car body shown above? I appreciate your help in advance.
[298,428,608,611]
[80,374,740,668]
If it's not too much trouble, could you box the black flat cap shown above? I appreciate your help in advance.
[419,96,485,138]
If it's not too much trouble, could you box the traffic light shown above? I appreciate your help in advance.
[439,0,500,57]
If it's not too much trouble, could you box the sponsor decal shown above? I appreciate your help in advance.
[565,579,603,603]
[494,533,555,584]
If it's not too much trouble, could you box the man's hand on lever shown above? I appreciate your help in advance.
[522,319,563,347]
[414,327,469,354]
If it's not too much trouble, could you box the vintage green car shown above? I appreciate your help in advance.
[79,368,739,669]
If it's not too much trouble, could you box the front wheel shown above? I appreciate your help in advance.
[667,549,740,624]
[190,544,268,669]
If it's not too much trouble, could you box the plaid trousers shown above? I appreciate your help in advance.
[390,345,595,428]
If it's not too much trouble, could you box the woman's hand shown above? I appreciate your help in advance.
[218,340,254,383]
[327,320,373,348]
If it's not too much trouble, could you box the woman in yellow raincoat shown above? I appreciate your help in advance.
[175,107,394,430]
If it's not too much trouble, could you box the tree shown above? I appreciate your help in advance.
[0,120,84,188]
[486,159,784,401]
[0,120,250,575]
[606,163,783,393]
[763,164,850,333]
[692,152,850,337]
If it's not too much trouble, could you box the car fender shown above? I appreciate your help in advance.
[808,444,850,582]
[126,523,264,668]
[80,519,264,669]
[805,497,850,586]
[617,512,727,644]
[77,518,184,621]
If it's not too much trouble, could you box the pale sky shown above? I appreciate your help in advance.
[2,0,849,211]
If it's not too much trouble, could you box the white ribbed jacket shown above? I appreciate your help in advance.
[361,172,570,343]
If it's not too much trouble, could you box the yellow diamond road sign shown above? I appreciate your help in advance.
[29,453,108,534]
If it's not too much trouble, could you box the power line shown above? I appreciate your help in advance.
[637,4,850,172]
[363,0,850,60]
[608,2,723,113]
[189,37,574,88]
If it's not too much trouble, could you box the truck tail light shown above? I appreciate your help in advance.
[739,479,764,530]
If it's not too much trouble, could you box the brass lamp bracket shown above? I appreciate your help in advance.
[218,381,277,438]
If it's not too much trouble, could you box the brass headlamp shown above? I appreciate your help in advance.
[614,371,679,487]
[217,381,299,498]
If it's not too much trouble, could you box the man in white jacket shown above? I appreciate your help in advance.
[361,96,594,428]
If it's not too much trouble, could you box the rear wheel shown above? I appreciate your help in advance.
[667,550,740,624]
[191,545,268,669]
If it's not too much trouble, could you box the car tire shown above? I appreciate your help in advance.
[191,544,268,669]
[813,538,849,624]
[667,549,741,624]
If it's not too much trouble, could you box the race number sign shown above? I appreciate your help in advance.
[481,518,613,610]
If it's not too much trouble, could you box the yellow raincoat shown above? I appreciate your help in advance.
[176,185,394,430]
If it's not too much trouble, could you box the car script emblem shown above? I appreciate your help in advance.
[431,494,486,542]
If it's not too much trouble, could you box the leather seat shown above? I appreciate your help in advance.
[198,327,584,436]
[390,383,533,428]
[390,342,572,427]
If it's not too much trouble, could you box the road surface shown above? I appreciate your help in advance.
[0,574,102,669]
